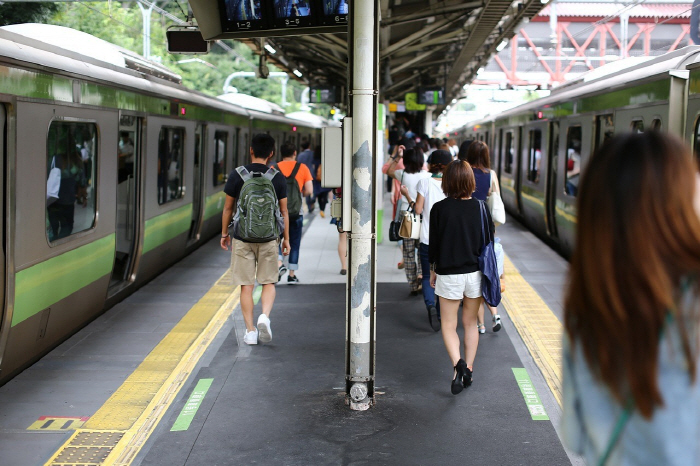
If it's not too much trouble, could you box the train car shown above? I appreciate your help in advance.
[0,24,324,384]
[453,46,700,258]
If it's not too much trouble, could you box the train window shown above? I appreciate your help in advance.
[504,132,514,174]
[565,126,582,197]
[157,127,185,205]
[527,129,542,183]
[631,120,644,133]
[46,121,97,242]
[213,131,227,186]
[651,119,662,131]
[595,114,614,152]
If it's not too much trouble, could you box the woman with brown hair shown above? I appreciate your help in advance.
[465,141,504,334]
[562,131,700,465]
[429,160,495,394]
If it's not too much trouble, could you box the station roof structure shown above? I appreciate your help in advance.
[241,0,547,111]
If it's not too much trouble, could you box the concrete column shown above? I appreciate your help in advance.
[346,0,379,411]
[424,108,434,137]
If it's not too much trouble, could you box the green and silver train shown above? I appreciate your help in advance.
[453,46,700,258]
[0,24,327,384]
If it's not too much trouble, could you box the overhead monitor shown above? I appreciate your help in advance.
[271,0,315,28]
[219,0,269,31]
[319,0,348,25]
[417,86,445,105]
[166,28,211,54]
[310,86,338,104]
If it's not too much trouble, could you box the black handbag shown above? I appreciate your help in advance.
[478,201,501,306]
[389,208,401,242]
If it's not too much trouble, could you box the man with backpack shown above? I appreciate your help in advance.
[275,142,313,284]
[221,134,290,346]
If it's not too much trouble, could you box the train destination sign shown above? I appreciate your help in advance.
[191,0,347,40]
[417,86,446,105]
[309,86,338,104]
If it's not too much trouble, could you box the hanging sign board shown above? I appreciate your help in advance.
[191,0,347,40]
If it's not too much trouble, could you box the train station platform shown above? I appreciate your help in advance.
[0,200,582,466]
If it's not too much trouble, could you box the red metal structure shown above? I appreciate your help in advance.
[475,2,694,88]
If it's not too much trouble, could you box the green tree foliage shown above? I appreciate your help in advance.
[0,2,60,26]
[46,2,316,112]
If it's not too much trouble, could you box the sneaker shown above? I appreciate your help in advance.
[257,314,272,343]
[278,264,288,282]
[243,329,258,345]
[477,323,485,334]
[319,211,326,218]
[492,314,502,332]
[287,274,299,284]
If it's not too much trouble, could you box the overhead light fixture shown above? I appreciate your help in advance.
[293,69,303,78]
[264,44,277,54]
[497,40,508,52]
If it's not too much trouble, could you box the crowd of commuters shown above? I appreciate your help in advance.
[222,126,700,463]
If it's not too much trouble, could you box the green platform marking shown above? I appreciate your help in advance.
[253,285,263,305]
[512,368,549,420]
[170,378,214,432]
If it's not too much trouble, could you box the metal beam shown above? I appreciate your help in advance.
[298,35,348,56]
[390,47,447,75]
[393,28,468,57]
[381,12,463,58]
[381,1,482,27]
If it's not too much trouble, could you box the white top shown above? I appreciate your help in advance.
[394,169,430,212]
[416,176,446,245]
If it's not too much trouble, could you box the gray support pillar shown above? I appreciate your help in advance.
[425,108,434,137]
[346,0,379,411]
[138,1,156,59]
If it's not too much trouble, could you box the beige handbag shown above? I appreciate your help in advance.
[399,207,421,240]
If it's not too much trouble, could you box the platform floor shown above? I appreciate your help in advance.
[0,201,582,466]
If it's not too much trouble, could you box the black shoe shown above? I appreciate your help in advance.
[287,274,299,284]
[451,359,467,395]
[428,306,441,332]
[462,364,473,387]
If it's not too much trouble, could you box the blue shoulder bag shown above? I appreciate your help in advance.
[478,200,502,307]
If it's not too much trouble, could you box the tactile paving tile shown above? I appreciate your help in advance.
[501,256,564,405]
[49,431,123,466]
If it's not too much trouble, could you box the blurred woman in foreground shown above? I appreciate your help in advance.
[562,132,700,465]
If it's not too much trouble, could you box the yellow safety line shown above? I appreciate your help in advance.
[501,255,564,406]
[44,270,240,466]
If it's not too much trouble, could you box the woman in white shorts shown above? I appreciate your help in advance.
[429,160,495,395]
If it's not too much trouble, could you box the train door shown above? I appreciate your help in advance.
[188,124,206,243]
[0,105,5,333]
[545,121,560,239]
[109,115,142,292]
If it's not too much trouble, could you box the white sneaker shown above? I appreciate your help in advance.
[257,314,272,343]
[492,314,502,332]
[477,323,485,334]
[243,329,258,345]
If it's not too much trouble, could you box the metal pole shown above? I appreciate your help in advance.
[137,1,156,59]
[346,0,379,411]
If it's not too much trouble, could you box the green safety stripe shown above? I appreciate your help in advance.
[0,65,73,102]
[143,204,193,254]
[251,119,295,131]
[81,82,170,115]
[512,368,550,421]
[203,192,226,221]
[13,234,115,327]
[170,378,214,432]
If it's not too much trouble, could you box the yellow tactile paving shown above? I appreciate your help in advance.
[44,271,240,466]
[501,255,564,406]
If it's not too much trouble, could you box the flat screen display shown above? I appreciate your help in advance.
[417,86,445,105]
[310,86,337,104]
[271,0,314,28]
[319,0,348,25]
[220,0,269,31]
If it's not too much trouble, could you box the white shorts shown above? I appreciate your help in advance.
[435,272,483,300]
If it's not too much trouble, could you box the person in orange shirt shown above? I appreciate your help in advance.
[276,143,314,284]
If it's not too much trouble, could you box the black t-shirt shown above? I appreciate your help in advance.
[224,163,287,202]
[224,163,287,241]
[428,197,495,275]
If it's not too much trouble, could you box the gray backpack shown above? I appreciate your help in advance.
[232,166,284,242]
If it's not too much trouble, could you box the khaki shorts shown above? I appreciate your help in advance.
[230,238,279,286]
